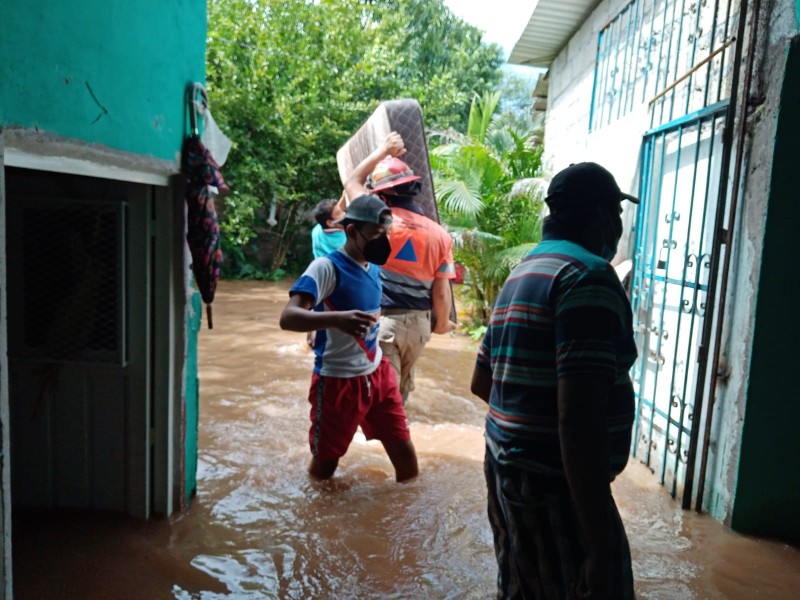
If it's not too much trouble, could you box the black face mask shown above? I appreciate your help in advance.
[358,231,392,265]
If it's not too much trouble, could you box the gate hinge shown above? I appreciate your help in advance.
[716,362,732,383]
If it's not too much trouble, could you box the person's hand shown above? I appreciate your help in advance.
[383,131,406,157]
[575,554,610,599]
[336,310,378,338]
[433,320,457,335]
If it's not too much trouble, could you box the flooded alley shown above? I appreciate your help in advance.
[13,280,800,599]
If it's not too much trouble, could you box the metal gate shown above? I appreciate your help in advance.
[629,102,728,500]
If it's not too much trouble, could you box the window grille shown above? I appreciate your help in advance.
[11,197,127,366]
[590,0,738,131]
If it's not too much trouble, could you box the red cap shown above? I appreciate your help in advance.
[366,156,421,192]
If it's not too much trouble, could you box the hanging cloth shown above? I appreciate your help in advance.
[182,83,229,329]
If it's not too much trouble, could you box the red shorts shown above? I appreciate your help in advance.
[308,357,411,461]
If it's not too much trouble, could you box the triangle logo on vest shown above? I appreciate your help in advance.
[395,239,418,262]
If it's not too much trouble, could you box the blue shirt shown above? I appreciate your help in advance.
[311,224,347,259]
[290,249,382,377]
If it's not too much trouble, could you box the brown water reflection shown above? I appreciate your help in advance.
[13,280,800,599]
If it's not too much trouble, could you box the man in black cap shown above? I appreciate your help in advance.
[280,194,418,482]
[471,162,639,599]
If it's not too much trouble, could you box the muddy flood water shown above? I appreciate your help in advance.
[13,280,800,599]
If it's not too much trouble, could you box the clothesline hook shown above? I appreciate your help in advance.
[189,82,209,136]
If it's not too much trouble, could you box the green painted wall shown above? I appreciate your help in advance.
[0,0,206,162]
[731,38,800,544]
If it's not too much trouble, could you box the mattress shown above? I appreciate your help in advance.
[336,99,439,223]
[337,99,456,323]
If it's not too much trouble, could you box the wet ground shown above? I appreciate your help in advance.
[13,280,800,599]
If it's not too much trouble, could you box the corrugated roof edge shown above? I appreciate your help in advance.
[508,0,604,68]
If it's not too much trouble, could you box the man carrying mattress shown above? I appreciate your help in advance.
[344,132,456,404]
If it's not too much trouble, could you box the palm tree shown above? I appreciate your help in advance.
[430,92,545,327]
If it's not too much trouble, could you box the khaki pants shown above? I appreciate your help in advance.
[379,309,432,402]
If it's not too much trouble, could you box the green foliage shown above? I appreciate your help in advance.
[363,0,503,130]
[468,324,487,341]
[432,93,545,327]
[497,71,538,124]
[206,0,503,277]
[467,90,500,143]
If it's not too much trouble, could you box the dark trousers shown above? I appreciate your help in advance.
[484,449,635,600]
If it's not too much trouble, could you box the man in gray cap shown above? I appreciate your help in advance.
[280,194,418,482]
[471,163,639,599]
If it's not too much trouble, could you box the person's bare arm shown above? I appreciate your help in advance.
[280,293,377,337]
[470,365,492,403]
[343,131,406,201]
[335,191,348,212]
[431,277,456,334]
[558,376,613,599]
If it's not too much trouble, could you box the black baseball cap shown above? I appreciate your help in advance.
[333,194,393,226]
[546,162,639,210]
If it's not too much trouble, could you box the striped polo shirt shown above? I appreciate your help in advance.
[476,226,637,479]
[380,204,456,310]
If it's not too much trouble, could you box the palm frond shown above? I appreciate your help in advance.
[462,229,503,245]
[436,179,483,218]
[497,243,537,269]
[430,96,546,327]
[486,128,515,155]
[515,213,544,246]
[467,91,501,143]
[454,145,505,191]
[428,128,468,147]
[509,177,547,199]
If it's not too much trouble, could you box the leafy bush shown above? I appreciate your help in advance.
[432,92,545,327]
[206,0,503,277]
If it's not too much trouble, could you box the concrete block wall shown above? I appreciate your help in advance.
[544,0,650,181]
[543,0,652,259]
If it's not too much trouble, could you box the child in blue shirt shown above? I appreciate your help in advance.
[311,197,347,258]
[281,195,418,482]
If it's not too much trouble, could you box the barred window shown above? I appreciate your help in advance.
[11,197,127,365]
[590,0,738,131]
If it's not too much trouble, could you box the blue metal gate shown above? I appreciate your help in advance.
[629,102,728,500]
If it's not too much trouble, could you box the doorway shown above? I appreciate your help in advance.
[629,104,727,501]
